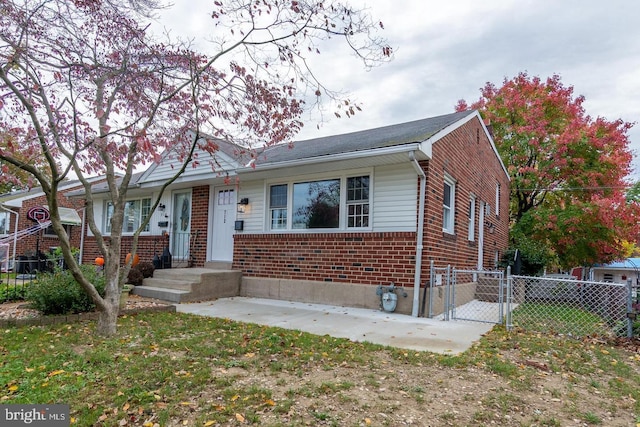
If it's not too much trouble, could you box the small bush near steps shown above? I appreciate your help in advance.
[136,261,155,278]
[126,261,154,287]
[26,265,106,315]
[126,268,144,287]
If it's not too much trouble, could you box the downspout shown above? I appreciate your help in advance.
[1,205,19,270]
[409,151,426,317]
[79,207,86,264]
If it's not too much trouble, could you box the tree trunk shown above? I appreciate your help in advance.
[95,272,121,336]
[96,303,119,336]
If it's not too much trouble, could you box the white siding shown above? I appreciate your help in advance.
[142,146,239,184]
[372,164,417,232]
[237,163,418,234]
[236,180,265,233]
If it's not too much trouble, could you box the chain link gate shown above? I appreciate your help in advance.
[424,261,508,325]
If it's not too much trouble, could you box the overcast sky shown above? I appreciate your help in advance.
[156,0,640,179]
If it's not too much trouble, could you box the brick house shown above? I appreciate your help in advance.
[0,180,92,271]
[82,110,510,315]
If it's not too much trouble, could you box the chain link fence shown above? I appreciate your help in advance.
[509,275,633,338]
[425,262,637,339]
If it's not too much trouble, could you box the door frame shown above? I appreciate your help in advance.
[207,185,237,262]
[171,189,192,265]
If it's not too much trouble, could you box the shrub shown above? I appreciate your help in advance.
[136,261,155,279]
[26,264,106,315]
[126,267,144,286]
[0,284,27,303]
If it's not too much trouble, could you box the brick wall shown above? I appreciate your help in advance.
[233,232,417,287]
[421,117,509,272]
[82,234,168,266]
[189,186,209,267]
[11,189,85,259]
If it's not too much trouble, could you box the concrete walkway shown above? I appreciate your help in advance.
[176,297,496,355]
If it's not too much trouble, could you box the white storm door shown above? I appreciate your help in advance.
[172,190,192,261]
[212,187,236,262]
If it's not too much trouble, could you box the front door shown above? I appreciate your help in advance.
[211,187,236,262]
[172,190,192,264]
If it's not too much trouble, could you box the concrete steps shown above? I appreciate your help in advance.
[133,267,241,303]
[475,277,505,303]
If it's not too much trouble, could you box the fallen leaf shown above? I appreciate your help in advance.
[203,421,215,427]
[235,413,245,423]
[48,369,65,377]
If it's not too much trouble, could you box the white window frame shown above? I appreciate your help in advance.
[266,171,372,232]
[346,175,370,228]
[468,194,476,241]
[103,198,152,234]
[269,184,288,230]
[443,174,456,234]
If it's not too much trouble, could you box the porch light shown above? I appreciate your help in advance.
[237,198,249,213]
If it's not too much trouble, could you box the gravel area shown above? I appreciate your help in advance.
[0,294,172,321]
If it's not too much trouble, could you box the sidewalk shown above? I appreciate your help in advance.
[176,297,495,355]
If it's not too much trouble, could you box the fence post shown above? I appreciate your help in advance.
[428,260,434,319]
[627,279,634,339]
[498,271,504,323]
[444,265,451,321]
[506,266,512,331]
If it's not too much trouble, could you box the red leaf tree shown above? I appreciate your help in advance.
[0,0,391,335]
[457,72,639,269]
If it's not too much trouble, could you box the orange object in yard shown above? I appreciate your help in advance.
[125,253,139,267]
[95,257,105,266]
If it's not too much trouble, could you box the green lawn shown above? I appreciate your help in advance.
[511,302,616,337]
[1,311,639,426]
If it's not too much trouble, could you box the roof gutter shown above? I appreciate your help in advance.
[409,151,426,317]
[236,143,423,174]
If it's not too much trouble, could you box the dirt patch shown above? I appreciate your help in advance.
[169,350,636,426]
[2,300,638,426]
[0,295,173,326]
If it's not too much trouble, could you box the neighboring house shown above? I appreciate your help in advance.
[0,179,96,270]
[81,110,510,315]
[590,258,640,285]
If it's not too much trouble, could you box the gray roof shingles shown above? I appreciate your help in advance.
[259,110,474,164]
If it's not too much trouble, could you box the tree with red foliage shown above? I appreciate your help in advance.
[0,0,391,335]
[457,72,639,268]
